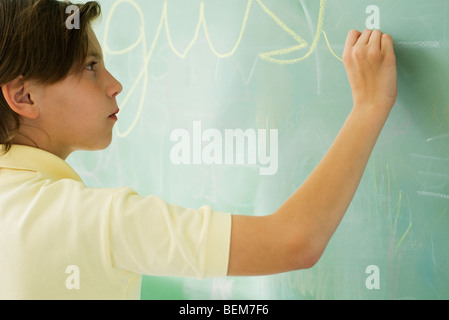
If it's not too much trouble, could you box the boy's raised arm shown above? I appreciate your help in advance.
[228,29,398,276]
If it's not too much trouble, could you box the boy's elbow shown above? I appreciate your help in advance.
[300,244,324,270]
[284,231,326,271]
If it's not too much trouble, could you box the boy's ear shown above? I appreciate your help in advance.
[1,76,39,120]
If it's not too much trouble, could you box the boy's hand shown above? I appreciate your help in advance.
[343,29,397,114]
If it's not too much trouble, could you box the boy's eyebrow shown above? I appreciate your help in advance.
[86,50,103,60]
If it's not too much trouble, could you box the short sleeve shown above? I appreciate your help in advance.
[107,187,232,279]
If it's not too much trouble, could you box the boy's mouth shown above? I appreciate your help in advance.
[109,109,120,121]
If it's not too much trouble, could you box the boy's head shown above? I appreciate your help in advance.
[0,0,122,158]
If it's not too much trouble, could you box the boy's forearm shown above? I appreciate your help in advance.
[275,105,391,261]
[228,30,397,276]
[275,30,397,266]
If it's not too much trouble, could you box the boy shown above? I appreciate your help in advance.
[0,0,397,299]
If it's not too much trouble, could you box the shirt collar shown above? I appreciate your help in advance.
[0,145,83,182]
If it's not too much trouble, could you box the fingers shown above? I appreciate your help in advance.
[346,29,391,48]
[345,29,374,49]
[344,29,395,60]
[358,29,374,45]
[368,30,383,48]
[345,29,362,50]
[380,33,394,54]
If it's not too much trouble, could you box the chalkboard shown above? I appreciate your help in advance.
[67,0,449,299]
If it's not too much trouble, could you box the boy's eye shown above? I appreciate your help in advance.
[85,61,98,71]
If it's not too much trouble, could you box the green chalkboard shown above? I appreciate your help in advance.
[68,0,449,299]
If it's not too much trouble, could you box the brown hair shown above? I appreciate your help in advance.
[0,0,101,152]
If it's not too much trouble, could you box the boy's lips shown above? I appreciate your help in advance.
[109,109,120,120]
